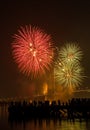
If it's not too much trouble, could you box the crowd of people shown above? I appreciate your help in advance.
[8,98,90,120]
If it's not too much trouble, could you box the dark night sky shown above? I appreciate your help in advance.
[0,0,90,98]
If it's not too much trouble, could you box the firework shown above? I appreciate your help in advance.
[55,61,83,88]
[59,43,83,64]
[54,43,84,89]
[12,25,54,77]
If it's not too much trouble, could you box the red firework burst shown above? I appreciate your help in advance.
[12,25,54,77]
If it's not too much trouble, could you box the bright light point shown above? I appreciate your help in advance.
[39,59,42,62]
[66,73,71,77]
[62,68,65,72]
[29,43,32,47]
[67,58,71,61]
[42,83,48,95]
[33,50,37,57]
[30,48,33,52]
[59,62,62,66]
[49,56,52,58]
[33,54,36,57]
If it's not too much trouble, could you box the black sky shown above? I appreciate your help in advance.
[0,0,90,98]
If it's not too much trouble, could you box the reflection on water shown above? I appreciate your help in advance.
[0,104,90,130]
[9,119,90,130]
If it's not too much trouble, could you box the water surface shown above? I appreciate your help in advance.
[0,104,90,130]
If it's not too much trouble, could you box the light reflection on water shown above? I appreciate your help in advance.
[0,105,90,130]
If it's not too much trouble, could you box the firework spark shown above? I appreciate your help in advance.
[55,43,84,89]
[12,25,54,77]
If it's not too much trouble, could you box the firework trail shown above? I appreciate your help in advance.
[12,25,54,77]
